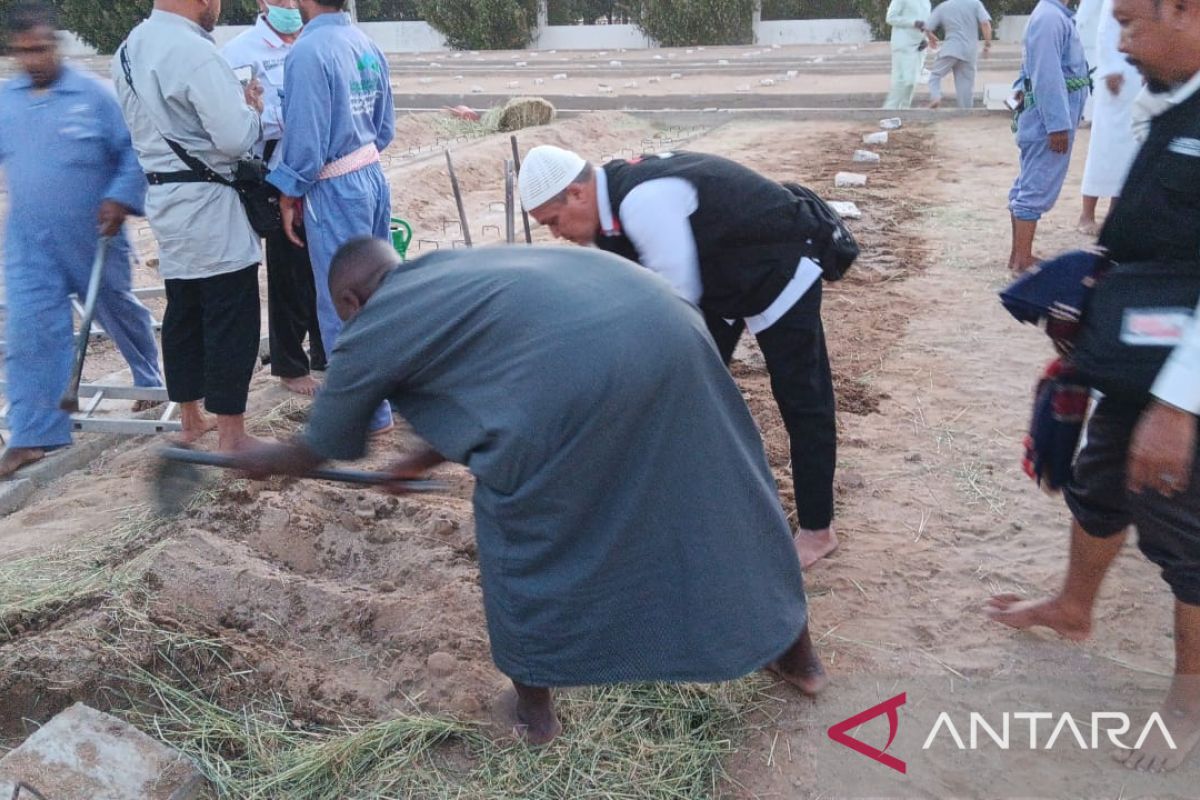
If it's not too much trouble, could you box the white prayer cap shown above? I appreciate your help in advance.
[519,145,588,211]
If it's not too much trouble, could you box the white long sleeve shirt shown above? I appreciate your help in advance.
[887,0,932,49]
[595,168,821,334]
[221,16,291,167]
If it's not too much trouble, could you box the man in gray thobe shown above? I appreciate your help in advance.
[926,0,993,109]
[229,239,827,744]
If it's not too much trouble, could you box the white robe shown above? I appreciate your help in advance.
[1080,0,1142,198]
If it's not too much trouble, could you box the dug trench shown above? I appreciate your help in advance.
[0,112,934,785]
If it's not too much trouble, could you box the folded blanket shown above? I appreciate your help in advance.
[1022,358,1090,493]
[1000,250,1106,355]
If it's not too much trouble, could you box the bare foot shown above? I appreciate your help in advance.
[1114,692,1200,772]
[218,432,269,454]
[928,99,941,109]
[795,526,838,569]
[0,447,45,478]
[492,686,562,746]
[984,593,1092,641]
[1076,218,1100,236]
[177,402,216,445]
[131,399,164,414]
[280,375,320,396]
[767,625,829,696]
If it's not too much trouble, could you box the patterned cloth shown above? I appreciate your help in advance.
[1023,358,1090,492]
[999,249,1105,355]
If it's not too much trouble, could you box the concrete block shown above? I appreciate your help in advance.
[829,201,862,220]
[852,150,880,163]
[862,131,888,145]
[834,172,867,188]
[879,117,903,129]
[0,703,207,800]
[0,479,35,516]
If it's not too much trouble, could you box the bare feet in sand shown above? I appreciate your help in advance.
[1114,692,1200,772]
[131,399,164,414]
[795,526,838,569]
[280,375,320,396]
[1076,218,1101,237]
[218,432,268,454]
[493,684,563,746]
[176,402,216,445]
[983,593,1092,641]
[767,625,829,696]
[0,447,45,478]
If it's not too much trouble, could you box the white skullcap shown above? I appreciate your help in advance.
[519,145,588,211]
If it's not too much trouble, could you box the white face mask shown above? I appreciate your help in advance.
[266,5,303,34]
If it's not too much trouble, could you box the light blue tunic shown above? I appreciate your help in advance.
[267,12,395,432]
[1009,0,1090,220]
[0,65,162,449]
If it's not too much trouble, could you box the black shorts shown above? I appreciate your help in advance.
[1065,398,1200,606]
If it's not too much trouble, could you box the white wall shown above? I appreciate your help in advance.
[754,19,872,45]
[996,14,1030,43]
[358,21,448,52]
[534,23,653,50]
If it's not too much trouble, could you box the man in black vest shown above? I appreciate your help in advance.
[518,146,839,568]
[988,0,1200,771]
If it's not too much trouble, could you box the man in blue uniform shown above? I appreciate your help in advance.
[267,0,395,434]
[0,2,162,477]
[1007,0,1090,273]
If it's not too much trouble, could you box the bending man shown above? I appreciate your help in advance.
[230,240,828,745]
[518,146,842,568]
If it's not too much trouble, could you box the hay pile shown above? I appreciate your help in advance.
[486,97,556,133]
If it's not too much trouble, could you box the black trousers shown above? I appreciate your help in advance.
[163,264,261,416]
[265,228,326,377]
[704,281,837,530]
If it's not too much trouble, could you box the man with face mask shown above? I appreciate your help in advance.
[223,1,327,397]
[266,0,396,436]
[989,0,1200,771]
[0,1,163,477]
[114,0,267,453]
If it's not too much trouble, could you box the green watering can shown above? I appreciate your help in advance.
[390,218,412,260]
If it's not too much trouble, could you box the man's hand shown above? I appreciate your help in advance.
[982,41,992,59]
[1127,401,1197,497]
[381,448,447,494]
[97,200,128,237]
[279,194,305,248]
[1048,130,1070,153]
[914,20,926,31]
[230,439,322,481]
[244,78,264,114]
[1105,73,1125,96]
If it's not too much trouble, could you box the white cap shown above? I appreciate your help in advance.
[519,145,588,211]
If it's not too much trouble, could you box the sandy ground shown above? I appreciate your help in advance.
[0,57,1195,798]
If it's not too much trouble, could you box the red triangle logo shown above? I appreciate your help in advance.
[827,692,908,774]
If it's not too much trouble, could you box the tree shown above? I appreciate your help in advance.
[417,0,539,49]
[627,0,754,47]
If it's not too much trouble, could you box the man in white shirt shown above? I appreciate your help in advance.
[222,0,326,396]
[988,0,1200,771]
[519,146,848,569]
[114,0,266,452]
[884,0,933,109]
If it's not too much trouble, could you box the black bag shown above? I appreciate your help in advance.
[1072,260,1200,403]
[783,182,860,282]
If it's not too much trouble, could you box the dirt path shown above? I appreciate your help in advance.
[726,116,1187,798]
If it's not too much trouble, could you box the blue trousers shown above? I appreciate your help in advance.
[5,231,162,448]
[1008,132,1075,221]
[305,164,393,432]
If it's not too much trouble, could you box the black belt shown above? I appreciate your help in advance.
[145,170,217,186]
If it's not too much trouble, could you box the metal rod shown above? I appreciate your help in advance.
[60,237,110,411]
[159,447,450,491]
[445,150,472,247]
[510,135,533,243]
[504,159,516,245]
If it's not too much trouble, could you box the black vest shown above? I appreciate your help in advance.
[1100,88,1200,264]
[595,152,825,318]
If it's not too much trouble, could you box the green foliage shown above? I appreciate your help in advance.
[357,0,424,20]
[417,0,539,49]
[628,0,754,46]
[546,0,631,24]
[761,0,860,20]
